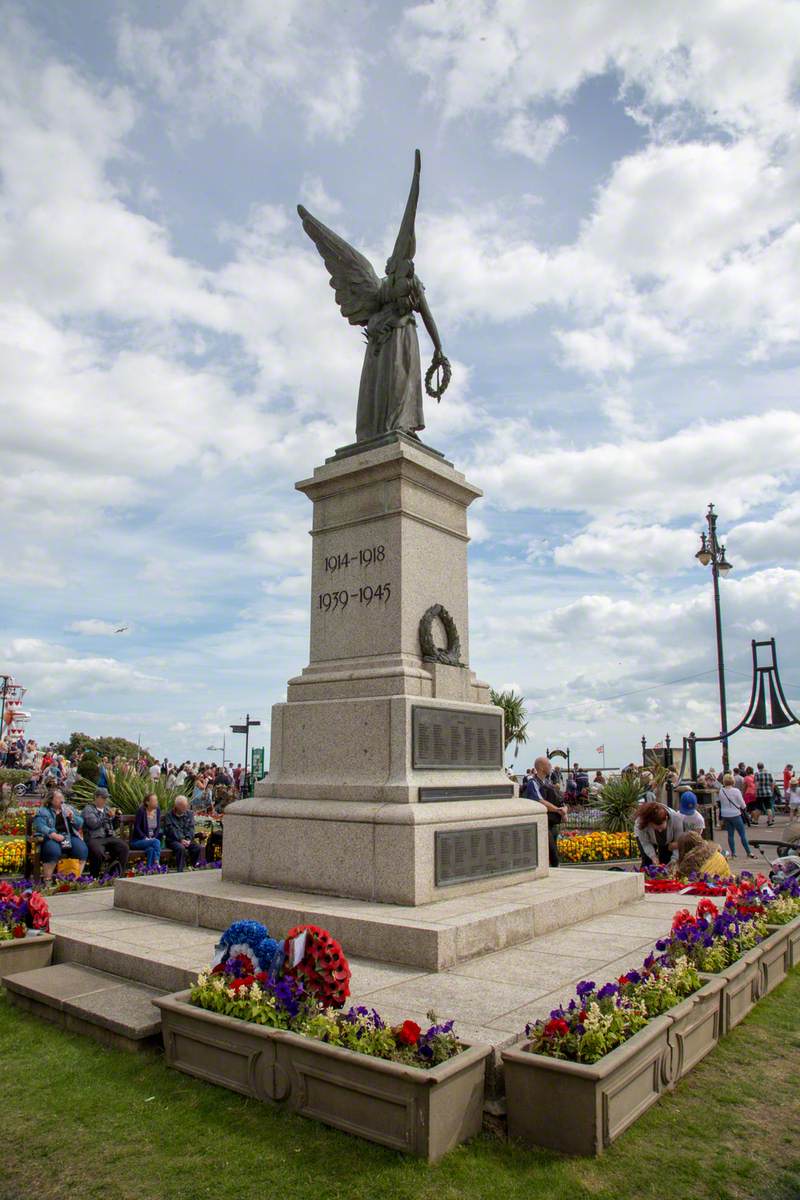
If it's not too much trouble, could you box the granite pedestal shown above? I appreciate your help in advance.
[223,434,548,905]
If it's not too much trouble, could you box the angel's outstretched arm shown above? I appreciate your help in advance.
[417,285,443,355]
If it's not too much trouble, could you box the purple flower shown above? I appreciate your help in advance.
[576,981,595,999]
[597,982,619,1000]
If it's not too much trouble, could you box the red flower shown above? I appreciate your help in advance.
[12,924,26,939]
[617,975,630,986]
[671,908,695,931]
[578,1010,588,1021]
[255,971,267,983]
[0,881,15,901]
[228,975,255,992]
[695,899,719,920]
[27,891,50,931]
[543,1018,570,1038]
[396,1020,421,1045]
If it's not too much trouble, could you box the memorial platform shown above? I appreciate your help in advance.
[111,866,642,971]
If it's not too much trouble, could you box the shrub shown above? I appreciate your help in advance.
[598,775,644,832]
[71,768,189,813]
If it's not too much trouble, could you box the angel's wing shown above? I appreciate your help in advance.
[297,205,381,325]
[386,149,420,275]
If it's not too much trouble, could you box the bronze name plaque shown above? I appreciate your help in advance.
[411,706,503,770]
[435,824,538,886]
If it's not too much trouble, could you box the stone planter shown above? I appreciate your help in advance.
[759,925,792,996]
[0,933,55,983]
[700,946,762,1035]
[502,1014,673,1157]
[665,976,724,1083]
[770,914,800,970]
[155,991,490,1161]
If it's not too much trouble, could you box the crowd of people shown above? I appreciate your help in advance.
[514,753,799,872]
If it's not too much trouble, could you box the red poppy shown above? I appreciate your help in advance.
[27,891,50,931]
[396,1020,421,1045]
[671,908,695,931]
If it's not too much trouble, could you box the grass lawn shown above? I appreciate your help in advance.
[1,972,798,1200]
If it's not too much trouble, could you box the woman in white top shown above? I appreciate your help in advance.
[718,772,755,858]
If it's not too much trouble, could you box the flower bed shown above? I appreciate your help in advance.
[5,859,221,895]
[0,880,54,981]
[503,956,723,1156]
[157,919,488,1160]
[0,839,25,874]
[557,830,638,863]
[0,811,26,837]
[502,875,800,1156]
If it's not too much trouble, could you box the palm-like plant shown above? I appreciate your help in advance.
[71,769,189,813]
[598,774,644,832]
[490,689,529,756]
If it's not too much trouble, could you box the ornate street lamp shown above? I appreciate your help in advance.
[695,503,732,773]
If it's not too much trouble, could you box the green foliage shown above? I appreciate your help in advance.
[71,768,189,813]
[489,689,528,754]
[1,975,800,1200]
[53,731,154,763]
[0,768,29,787]
[76,754,99,783]
[598,774,644,831]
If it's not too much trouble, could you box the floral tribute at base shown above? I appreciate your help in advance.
[0,880,50,939]
[190,919,461,1069]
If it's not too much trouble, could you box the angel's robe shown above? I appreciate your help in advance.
[355,283,424,442]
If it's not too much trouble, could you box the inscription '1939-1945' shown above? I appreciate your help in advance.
[318,584,391,611]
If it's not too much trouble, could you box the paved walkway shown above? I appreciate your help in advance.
[45,882,699,1057]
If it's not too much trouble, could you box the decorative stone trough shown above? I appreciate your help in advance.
[155,990,490,1162]
[502,978,724,1157]
[759,925,792,996]
[772,914,800,970]
[702,946,762,1035]
[0,933,54,983]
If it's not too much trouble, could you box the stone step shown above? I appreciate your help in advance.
[112,866,643,971]
[3,962,163,1051]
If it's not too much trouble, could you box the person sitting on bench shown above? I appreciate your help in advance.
[82,787,129,878]
[33,789,88,881]
[163,796,201,872]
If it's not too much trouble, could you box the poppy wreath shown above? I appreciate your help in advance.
[284,923,351,1008]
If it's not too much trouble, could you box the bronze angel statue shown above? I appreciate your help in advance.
[298,149,451,443]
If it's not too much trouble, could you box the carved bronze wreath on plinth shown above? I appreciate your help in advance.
[419,604,463,667]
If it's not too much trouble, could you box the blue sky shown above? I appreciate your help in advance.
[3,0,800,771]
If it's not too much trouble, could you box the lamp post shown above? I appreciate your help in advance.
[695,503,733,773]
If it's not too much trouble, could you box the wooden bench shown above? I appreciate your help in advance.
[21,810,222,880]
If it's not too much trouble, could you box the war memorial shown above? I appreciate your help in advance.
[3,148,799,1178]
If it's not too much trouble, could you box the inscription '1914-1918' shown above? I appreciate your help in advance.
[325,545,385,573]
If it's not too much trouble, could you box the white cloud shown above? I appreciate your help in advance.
[474,410,800,521]
[117,0,365,141]
[4,637,168,701]
[497,112,568,163]
[398,1,800,141]
[68,620,131,636]
[554,522,698,575]
[169,721,190,733]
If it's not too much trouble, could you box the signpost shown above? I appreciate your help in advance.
[231,714,261,797]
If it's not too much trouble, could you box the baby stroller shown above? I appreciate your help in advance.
[749,827,800,886]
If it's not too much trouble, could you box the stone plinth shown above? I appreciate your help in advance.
[224,434,547,904]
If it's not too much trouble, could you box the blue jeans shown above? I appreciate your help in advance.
[40,836,88,864]
[130,837,162,868]
[723,815,751,856]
